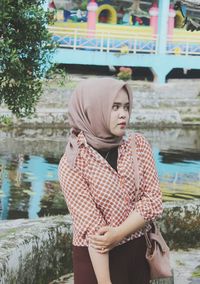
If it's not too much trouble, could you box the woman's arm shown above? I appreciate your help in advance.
[133,135,163,222]
[116,210,145,240]
[90,210,145,252]
[88,246,112,284]
[58,154,111,283]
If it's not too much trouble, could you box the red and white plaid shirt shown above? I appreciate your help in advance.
[58,132,163,246]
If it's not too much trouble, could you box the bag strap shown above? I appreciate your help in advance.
[131,134,154,249]
[131,137,167,253]
[131,134,140,202]
[149,232,169,252]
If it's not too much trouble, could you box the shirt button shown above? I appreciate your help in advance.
[120,177,125,187]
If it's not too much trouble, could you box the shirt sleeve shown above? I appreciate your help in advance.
[58,154,106,244]
[134,135,163,221]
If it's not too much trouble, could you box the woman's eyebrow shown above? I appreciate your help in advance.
[113,102,129,105]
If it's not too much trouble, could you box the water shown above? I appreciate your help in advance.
[0,127,200,220]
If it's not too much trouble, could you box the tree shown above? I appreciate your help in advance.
[0,0,56,117]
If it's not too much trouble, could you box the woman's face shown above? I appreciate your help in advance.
[109,88,130,137]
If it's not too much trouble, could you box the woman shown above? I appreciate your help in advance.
[58,77,163,284]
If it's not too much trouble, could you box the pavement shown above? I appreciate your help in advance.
[170,249,200,284]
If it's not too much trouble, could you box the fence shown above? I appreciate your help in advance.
[49,26,200,56]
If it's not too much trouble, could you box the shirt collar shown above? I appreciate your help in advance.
[77,131,88,148]
[118,132,130,157]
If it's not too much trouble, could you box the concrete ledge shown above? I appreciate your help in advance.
[0,216,72,284]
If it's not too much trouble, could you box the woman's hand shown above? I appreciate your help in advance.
[90,211,146,254]
[90,226,122,253]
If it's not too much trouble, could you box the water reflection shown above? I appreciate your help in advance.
[155,148,200,201]
[0,127,200,220]
[0,154,67,220]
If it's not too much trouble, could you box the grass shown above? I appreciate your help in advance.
[192,266,200,278]
[161,182,200,202]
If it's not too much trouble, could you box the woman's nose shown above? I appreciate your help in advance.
[118,109,126,119]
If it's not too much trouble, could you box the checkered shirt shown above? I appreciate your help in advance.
[58,132,163,246]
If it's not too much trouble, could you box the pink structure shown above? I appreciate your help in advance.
[87,0,98,37]
[168,4,176,39]
[149,2,159,37]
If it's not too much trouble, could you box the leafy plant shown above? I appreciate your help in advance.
[0,115,13,127]
[0,0,56,117]
[44,66,71,88]
[117,66,132,81]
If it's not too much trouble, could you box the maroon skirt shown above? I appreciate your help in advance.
[72,236,150,284]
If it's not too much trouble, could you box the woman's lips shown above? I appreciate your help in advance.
[118,122,126,129]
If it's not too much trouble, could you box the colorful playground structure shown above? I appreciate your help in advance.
[49,0,184,34]
[47,0,200,83]
[49,0,199,54]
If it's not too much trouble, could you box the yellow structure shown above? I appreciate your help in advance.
[96,4,117,24]
[55,10,64,21]
[175,10,184,28]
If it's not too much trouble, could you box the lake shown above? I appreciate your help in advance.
[0,127,200,220]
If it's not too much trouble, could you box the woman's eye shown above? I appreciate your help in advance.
[124,105,129,111]
[112,105,119,110]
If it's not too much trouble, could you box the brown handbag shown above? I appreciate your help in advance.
[131,135,172,280]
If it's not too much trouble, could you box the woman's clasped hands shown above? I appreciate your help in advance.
[90,226,122,254]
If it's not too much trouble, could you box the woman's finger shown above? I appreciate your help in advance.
[97,226,109,235]
[90,242,107,250]
[89,242,103,250]
[96,247,110,254]
[92,236,104,242]
[91,241,104,247]
[91,235,106,244]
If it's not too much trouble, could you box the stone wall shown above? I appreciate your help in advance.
[0,78,200,128]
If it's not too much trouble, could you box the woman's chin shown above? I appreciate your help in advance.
[112,129,126,137]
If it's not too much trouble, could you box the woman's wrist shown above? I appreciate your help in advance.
[111,226,125,244]
[116,225,127,241]
[116,211,146,241]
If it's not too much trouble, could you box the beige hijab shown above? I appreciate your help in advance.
[66,77,133,166]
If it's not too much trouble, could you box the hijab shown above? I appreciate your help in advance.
[66,77,133,167]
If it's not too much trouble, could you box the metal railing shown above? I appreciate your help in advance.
[48,26,200,56]
[49,26,158,54]
[166,34,200,55]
